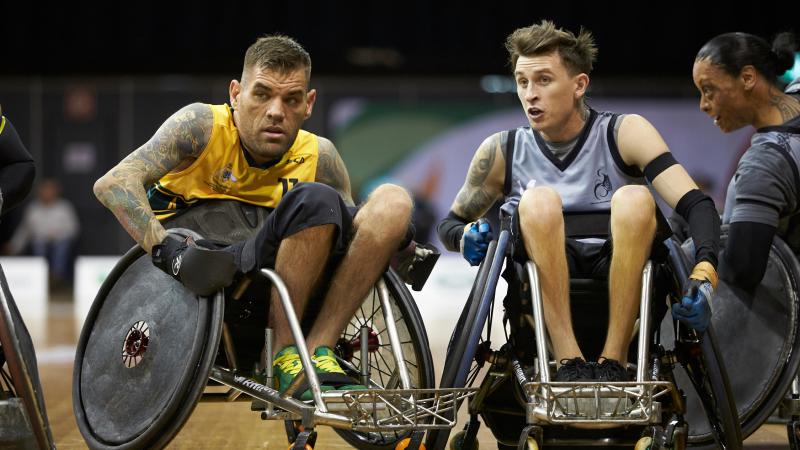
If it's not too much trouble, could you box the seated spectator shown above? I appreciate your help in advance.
[9,178,79,288]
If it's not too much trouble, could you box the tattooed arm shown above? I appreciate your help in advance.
[93,103,213,253]
[315,136,354,206]
[450,132,506,221]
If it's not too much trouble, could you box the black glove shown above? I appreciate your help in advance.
[390,241,440,291]
[152,234,237,296]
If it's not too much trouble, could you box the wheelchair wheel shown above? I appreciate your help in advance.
[73,229,225,450]
[333,269,435,450]
[449,430,479,450]
[0,265,55,450]
[426,234,505,450]
[681,329,742,450]
[668,229,800,449]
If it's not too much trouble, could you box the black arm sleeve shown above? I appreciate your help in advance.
[437,211,468,252]
[675,189,720,268]
[0,117,36,216]
[719,221,775,291]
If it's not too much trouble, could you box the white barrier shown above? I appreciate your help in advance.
[73,256,120,332]
[0,257,48,347]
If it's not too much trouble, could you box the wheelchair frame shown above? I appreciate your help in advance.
[523,260,676,428]
[202,268,476,449]
[428,228,742,450]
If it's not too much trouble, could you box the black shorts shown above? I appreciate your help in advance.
[509,210,612,280]
[224,182,355,273]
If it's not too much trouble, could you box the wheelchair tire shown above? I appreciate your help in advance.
[0,265,55,450]
[680,327,742,450]
[73,230,225,450]
[671,229,800,449]
[332,269,436,450]
[426,237,503,450]
[449,430,479,450]
[667,234,742,450]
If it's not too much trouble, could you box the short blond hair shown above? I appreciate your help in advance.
[505,20,597,75]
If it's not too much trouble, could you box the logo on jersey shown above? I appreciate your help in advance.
[594,169,612,200]
[207,163,238,194]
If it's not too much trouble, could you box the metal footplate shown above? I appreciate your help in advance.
[210,366,477,432]
[523,380,673,428]
[336,387,478,432]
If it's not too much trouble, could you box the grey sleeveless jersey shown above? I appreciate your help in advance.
[500,109,645,220]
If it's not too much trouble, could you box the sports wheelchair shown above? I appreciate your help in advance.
[424,216,757,450]
[72,200,471,450]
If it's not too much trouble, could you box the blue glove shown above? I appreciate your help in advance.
[460,219,493,266]
[672,278,713,332]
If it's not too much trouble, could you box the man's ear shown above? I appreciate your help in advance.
[229,79,241,108]
[305,89,317,119]
[574,73,589,100]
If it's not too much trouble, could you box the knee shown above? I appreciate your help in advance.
[611,185,655,228]
[518,186,563,235]
[364,184,413,220]
[282,182,340,209]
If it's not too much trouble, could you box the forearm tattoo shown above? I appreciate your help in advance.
[97,103,212,252]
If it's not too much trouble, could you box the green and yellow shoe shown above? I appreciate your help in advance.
[312,346,367,391]
[273,345,334,401]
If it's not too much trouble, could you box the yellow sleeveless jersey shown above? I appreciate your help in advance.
[148,104,318,220]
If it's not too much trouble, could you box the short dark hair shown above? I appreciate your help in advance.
[242,34,312,84]
[505,20,597,75]
[696,32,796,85]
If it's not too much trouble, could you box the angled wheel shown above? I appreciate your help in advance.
[73,229,224,450]
[332,269,435,449]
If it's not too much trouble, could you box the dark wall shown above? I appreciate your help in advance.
[2,4,797,77]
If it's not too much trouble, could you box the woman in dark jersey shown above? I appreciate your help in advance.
[692,32,800,289]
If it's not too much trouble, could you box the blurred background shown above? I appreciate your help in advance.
[2,3,800,257]
[1,3,799,447]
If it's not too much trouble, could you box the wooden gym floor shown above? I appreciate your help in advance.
[35,299,792,449]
